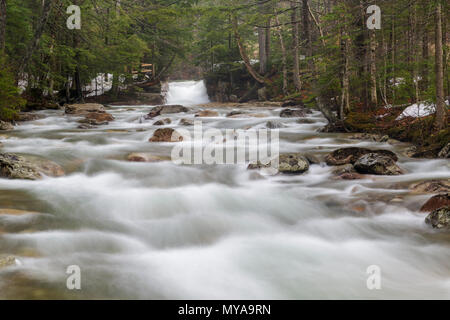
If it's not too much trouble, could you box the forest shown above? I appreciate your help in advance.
[0,0,449,301]
[0,0,448,152]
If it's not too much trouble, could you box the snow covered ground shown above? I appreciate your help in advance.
[396,100,449,120]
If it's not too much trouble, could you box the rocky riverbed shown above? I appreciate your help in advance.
[0,87,449,299]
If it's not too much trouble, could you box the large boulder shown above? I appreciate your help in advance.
[420,194,450,212]
[438,143,450,158]
[280,109,306,118]
[325,147,398,166]
[79,112,114,125]
[146,105,189,119]
[354,153,404,175]
[0,121,14,131]
[0,153,64,180]
[425,207,450,229]
[195,110,219,117]
[149,128,184,142]
[65,103,106,115]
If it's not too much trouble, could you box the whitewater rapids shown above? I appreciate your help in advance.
[0,81,449,299]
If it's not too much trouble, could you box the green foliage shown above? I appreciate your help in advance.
[0,56,25,121]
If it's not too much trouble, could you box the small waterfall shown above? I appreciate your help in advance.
[165,80,210,106]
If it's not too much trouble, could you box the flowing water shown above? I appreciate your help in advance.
[0,80,449,299]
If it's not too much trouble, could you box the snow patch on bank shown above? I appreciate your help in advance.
[396,100,449,120]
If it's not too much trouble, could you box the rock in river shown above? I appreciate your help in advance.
[325,147,398,166]
[266,121,285,129]
[127,153,171,162]
[79,112,115,125]
[153,118,172,126]
[438,143,450,158]
[248,153,309,175]
[280,109,306,118]
[420,194,450,212]
[425,207,450,229]
[146,105,189,119]
[65,103,106,115]
[149,128,184,143]
[0,256,17,269]
[278,153,310,174]
[195,110,219,117]
[409,180,450,194]
[354,153,404,175]
[0,121,14,131]
[0,153,65,180]
[180,118,194,126]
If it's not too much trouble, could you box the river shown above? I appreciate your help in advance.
[0,80,449,299]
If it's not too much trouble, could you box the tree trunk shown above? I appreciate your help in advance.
[232,15,265,84]
[411,4,420,103]
[258,1,267,75]
[0,0,6,54]
[421,13,429,92]
[434,2,446,130]
[291,1,301,92]
[302,0,312,72]
[17,0,54,78]
[275,13,288,95]
[369,29,378,107]
[340,22,350,119]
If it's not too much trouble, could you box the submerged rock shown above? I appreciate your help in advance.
[266,121,285,129]
[79,112,114,125]
[78,124,95,129]
[280,109,306,118]
[226,110,245,118]
[65,103,106,115]
[331,164,363,180]
[146,105,189,119]
[0,256,17,269]
[420,194,450,212]
[347,133,389,143]
[296,118,315,124]
[149,128,184,142]
[409,180,450,194]
[16,113,45,122]
[195,110,219,117]
[325,147,398,166]
[0,208,41,216]
[0,153,65,180]
[153,118,172,126]
[0,121,14,131]
[180,118,194,126]
[425,207,450,229]
[127,153,171,163]
[354,153,404,175]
